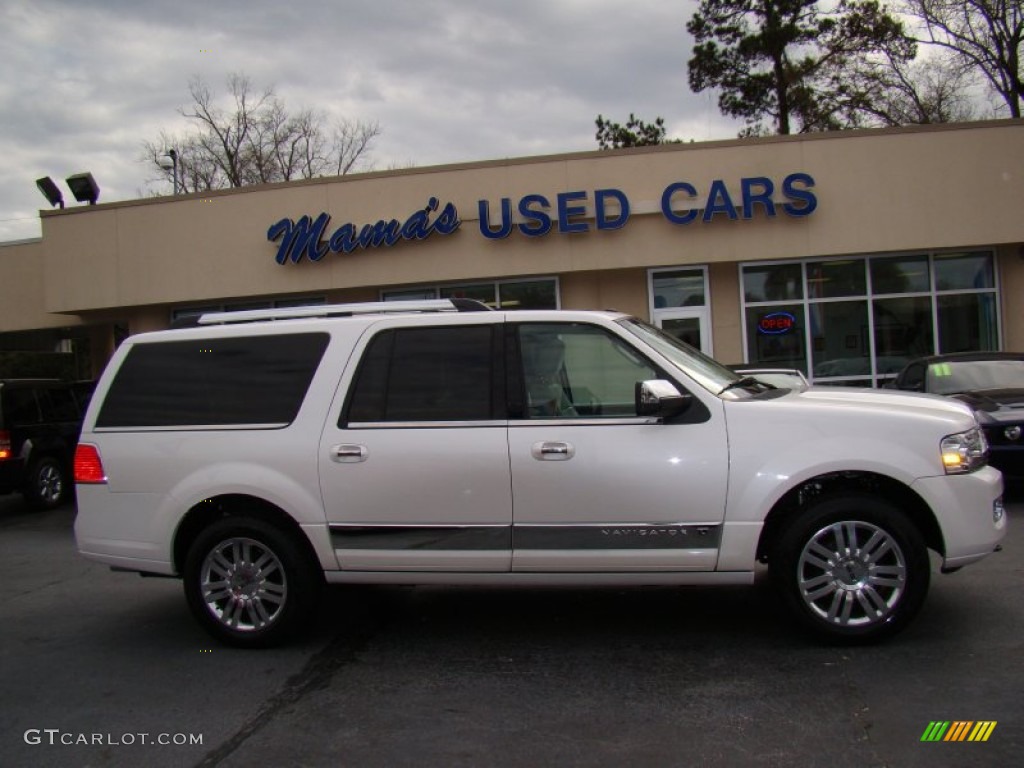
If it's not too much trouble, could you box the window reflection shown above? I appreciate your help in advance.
[939,294,998,353]
[806,260,866,299]
[873,297,934,375]
[652,269,706,308]
[870,255,930,294]
[811,301,869,377]
[934,252,994,291]
[742,264,803,302]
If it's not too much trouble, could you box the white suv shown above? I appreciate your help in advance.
[74,300,1006,646]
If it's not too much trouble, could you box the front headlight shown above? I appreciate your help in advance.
[941,427,988,474]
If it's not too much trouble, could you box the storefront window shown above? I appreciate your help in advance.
[652,269,706,308]
[806,260,866,299]
[440,283,497,307]
[938,293,998,353]
[870,254,930,294]
[744,305,807,372]
[498,280,558,310]
[811,301,870,377]
[934,252,994,291]
[171,296,324,323]
[383,278,559,310]
[383,288,438,301]
[741,251,999,386]
[873,297,934,375]
[742,263,803,302]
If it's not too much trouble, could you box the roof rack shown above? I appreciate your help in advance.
[182,298,493,327]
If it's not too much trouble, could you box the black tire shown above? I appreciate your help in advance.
[23,456,70,510]
[183,517,323,648]
[770,495,930,643]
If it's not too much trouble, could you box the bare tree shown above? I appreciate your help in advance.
[903,0,1023,118]
[143,73,381,194]
[851,48,980,124]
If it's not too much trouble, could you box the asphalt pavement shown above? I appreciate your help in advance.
[0,493,1021,768]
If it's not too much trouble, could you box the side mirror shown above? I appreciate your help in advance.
[636,379,692,419]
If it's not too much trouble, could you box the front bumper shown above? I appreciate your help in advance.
[911,466,1006,570]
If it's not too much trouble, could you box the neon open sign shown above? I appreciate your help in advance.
[757,311,796,335]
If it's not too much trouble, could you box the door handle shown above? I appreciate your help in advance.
[331,444,368,463]
[531,441,575,461]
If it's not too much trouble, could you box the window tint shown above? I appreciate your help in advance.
[517,323,658,419]
[41,388,81,421]
[3,389,40,425]
[346,326,496,423]
[97,333,329,428]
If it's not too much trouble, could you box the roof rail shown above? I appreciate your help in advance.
[189,298,492,326]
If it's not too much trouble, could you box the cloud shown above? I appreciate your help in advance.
[0,0,740,242]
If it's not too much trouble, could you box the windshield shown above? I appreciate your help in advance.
[617,317,741,396]
[927,359,1024,395]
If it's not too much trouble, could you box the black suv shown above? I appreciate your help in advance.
[0,379,92,509]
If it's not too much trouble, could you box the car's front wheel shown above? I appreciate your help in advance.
[771,495,930,643]
[183,517,322,647]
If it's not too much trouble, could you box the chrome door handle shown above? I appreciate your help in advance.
[331,444,368,463]
[531,441,575,461]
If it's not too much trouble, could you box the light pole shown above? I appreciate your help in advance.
[158,149,179,195]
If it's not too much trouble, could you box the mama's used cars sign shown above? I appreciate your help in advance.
[267,172,817,265]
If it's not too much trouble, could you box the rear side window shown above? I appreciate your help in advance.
[345,325,498,423]
[3,389,41,426]
[96,333,330,428]
[41,388,81,422]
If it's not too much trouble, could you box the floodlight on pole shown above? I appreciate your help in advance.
[36,176,65,209]
[66,172,100,205]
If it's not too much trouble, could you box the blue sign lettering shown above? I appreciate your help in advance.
[782,173,817,217]
[518,194,553,237]
[269,173,817,262]
[268,198,461,264]
[478,198,514,240]
[741,177,775,219]
[662,174,817,226]
[557,191,589,234]
[594,188,630,230]
[661,182,699,224]
[703,180,738,222]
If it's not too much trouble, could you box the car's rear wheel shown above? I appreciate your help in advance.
[24,456,69,510]
[771,495,930,643]
[183,517,322,647]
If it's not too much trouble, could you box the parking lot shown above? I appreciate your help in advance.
[1,493,1021,768]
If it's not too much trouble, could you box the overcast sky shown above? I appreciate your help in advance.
[0,0,749,243]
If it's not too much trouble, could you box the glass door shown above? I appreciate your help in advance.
[649,266,712,355]
[655,309,710,354]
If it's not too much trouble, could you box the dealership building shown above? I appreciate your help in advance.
[1,119,1022,384]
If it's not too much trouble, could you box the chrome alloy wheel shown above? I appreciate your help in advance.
[37,463,64,505]
[797,521,907,627]
[200,537,288,632]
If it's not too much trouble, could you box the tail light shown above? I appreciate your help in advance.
[74,443,107,484]
[0,430,11,461]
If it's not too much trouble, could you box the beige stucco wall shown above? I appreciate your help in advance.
[999,244,1024,351]
[3,120,1023,356]
[0,239,83,332]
